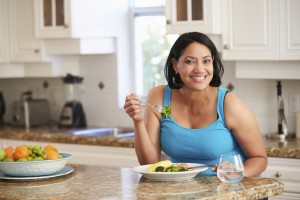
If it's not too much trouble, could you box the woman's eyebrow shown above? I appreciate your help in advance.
[203,55,212,59]
[184,56,196,59]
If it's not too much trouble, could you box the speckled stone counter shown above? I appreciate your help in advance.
[0,164,283,200]
[264,137,300,159]
[0,126,134,148]
[1,126,300,159]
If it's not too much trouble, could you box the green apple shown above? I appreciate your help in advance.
[33,157,44,161]
[0,150,6,161]
[17,158,28,162]
[3,158,14,162]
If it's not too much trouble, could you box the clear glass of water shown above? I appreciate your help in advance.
[217,154,245,183]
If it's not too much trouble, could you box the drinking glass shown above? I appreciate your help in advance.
[217,154,245,183]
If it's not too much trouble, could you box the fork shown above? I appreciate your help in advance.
[140,101,164,113]
[187,164,217,170]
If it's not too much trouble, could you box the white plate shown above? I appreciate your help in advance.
[0,165,74,181]
[132,163,208,182]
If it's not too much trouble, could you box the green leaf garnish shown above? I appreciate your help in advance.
[161,105,171,119]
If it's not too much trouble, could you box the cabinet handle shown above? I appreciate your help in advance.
[275,172,281,178]
[224,44,230,49]
[166,19,172,24]
[34,49,40,54]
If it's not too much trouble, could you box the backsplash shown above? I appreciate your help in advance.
[0,78,65,125]
[0,57,300,136]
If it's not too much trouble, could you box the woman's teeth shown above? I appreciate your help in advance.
[192,76,205,80]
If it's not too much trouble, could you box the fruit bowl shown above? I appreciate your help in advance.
[0,153,72,177]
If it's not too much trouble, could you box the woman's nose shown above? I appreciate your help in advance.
[193,61,204,71]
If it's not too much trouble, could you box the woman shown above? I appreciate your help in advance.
[124,32,267,177]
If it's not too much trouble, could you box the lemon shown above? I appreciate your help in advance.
[146,160,173,172]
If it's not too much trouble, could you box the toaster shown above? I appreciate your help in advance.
[11,99,50,128]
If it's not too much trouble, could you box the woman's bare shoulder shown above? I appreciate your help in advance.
[224,92,254,127]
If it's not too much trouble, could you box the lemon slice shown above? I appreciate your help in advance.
[146,160,173,172]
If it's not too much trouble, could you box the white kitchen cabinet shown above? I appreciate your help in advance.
[263,157,300,200]
[9,0,48,62]
[222,0,300,61]
[1,139,139,168]
[34,0,122,38]
[222,0,277,60]
[0,0,11,63]
[165,0,221,34]
[34,0,70,38]
[279,0,300,60]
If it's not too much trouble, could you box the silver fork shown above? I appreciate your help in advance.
[140,101,164,113]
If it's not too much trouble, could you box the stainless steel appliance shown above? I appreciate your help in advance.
[59,74,86,128]
[277,81,288,138]
[11,91,50,128]
[267,81,295,141]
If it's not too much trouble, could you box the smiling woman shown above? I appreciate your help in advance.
[124,32,268,180]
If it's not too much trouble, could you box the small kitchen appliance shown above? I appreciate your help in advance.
[276,81,288,138]
[267,81,294,140]
[59,74,86,128]
[11,91,50,129]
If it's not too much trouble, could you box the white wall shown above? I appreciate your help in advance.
[222,61,300,135]
[1,58,300,136]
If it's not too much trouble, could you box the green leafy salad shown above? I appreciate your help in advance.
[161,105,171,119]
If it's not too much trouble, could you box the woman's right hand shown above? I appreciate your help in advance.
[123,93,144,122]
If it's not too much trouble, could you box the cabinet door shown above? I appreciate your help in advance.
[0,0,10,63]
[280,0,300,60]
[10,0,45,62]
[222,0,278,60]
[165,0,221,34]
[263,157,300,199]
[34,0,71,38]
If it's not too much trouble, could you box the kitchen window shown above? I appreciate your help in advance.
[130,0,178,96]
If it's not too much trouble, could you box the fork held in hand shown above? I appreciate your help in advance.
[140,101,164,113]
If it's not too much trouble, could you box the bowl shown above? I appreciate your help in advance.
[0,153,72,177]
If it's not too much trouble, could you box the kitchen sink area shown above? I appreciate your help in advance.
[67,127,135,138]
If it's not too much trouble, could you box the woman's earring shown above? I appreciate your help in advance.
[172,73,183,88]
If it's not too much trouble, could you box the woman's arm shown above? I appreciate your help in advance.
[123,86,165,165]
[224,92,268,177]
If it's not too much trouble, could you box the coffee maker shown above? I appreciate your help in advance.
[59,74,86,128]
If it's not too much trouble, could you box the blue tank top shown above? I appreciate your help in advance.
[160,85,246,175]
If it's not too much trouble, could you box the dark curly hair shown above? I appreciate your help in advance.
[164,32,224,89]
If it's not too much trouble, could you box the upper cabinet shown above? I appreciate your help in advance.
[34,0,122,38]
[222,0,300,61]
[9,0,48,62]
[279,0,300,60]
[0,0,11,63]
[165,0,221,34]
[34,0,70,38]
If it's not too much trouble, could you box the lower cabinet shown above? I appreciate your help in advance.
[263,157,300,200]
[1,139,139,168]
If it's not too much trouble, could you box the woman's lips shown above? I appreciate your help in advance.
[191,75,206,81]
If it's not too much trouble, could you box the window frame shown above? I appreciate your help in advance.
[130,6,165,96]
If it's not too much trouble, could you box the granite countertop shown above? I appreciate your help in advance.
[0,126,300,159]
[0,164,284,199]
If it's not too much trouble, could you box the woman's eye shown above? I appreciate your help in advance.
[203,59,211,64]
[185,59,195,64]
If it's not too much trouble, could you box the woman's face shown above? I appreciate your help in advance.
[172,42,213,91]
